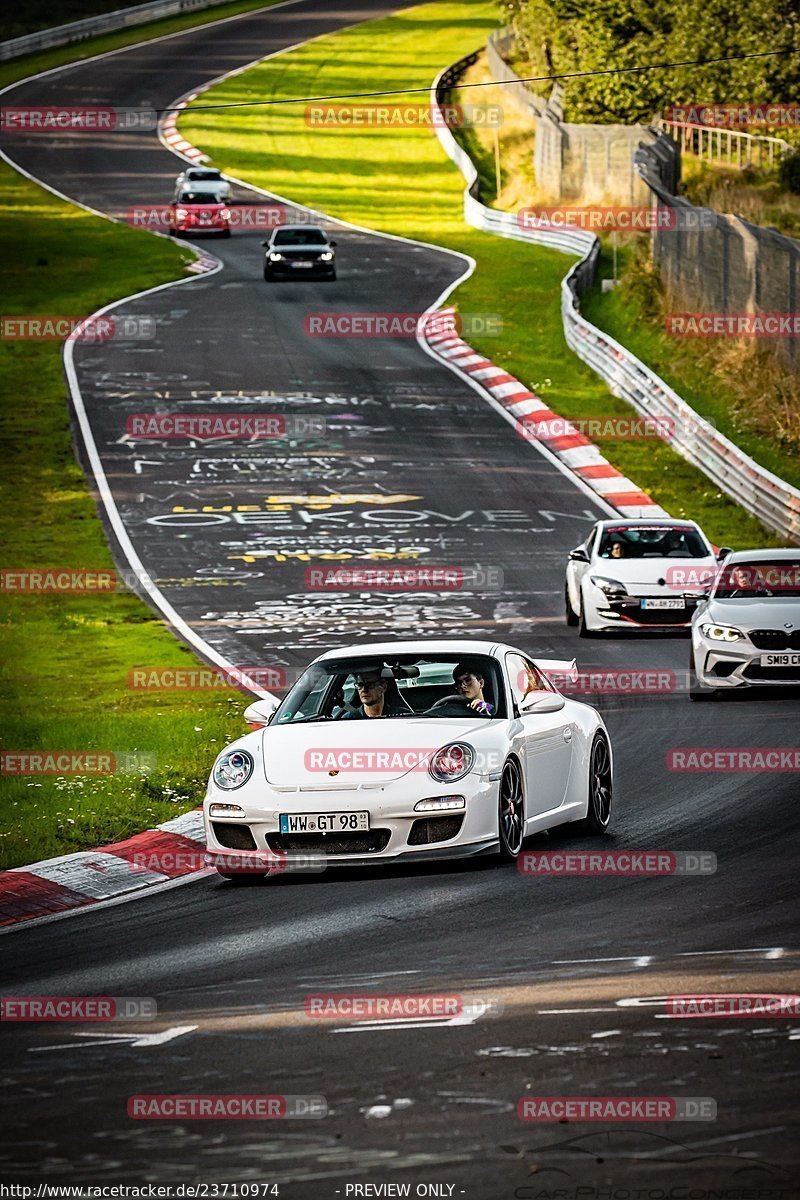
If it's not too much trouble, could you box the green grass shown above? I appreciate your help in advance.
[179,0,788,550]
[0,162,246,870]
[0,0,285,90]
[581,241,800,494]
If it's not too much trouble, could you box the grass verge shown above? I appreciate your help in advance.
[179,0,789,548]
[0,0,296,870]
[455,55,800,495]
[0,163,244,871]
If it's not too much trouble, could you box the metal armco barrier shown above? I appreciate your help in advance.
[431,57,800,544]
[0,0,236,61]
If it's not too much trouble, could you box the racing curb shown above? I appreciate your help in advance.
[158,58,665,518]
[0,810,207,930]
[422,309,667,518]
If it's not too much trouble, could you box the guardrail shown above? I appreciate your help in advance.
[0,0,235,61]
[431,56,800,544]
[655,117,790,171]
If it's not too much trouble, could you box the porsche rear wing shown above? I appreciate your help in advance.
[532,658,578,686]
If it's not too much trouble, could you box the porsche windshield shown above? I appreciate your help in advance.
[274,655,505,723]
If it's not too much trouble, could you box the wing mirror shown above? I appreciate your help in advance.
[328,239,337,247]
[519,692,566,715]
[243,698,279,729]
[568,547,589,562]
[716,547,733,561]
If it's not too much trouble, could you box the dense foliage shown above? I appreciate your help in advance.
[500,0,800,124]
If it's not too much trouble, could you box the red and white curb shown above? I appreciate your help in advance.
[423,310,667,518]
[160,94,207,163]
[0,811,208,930]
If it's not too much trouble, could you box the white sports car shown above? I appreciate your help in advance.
[690,549,800,698]
[565,518,726,636]
[203,639,613,877]
[172,166,231,201]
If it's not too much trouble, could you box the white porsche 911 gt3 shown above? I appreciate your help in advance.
[203,639,613,878]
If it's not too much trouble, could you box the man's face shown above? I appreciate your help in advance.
[355,673,387,704]
[455,671,483,702]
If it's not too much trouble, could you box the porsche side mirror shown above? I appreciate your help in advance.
[519,693,566,715]
[717,547,733,561]
[261,240,270,247]
[243,698,279,729]
[329,239,337,247]
[568,547,589,562]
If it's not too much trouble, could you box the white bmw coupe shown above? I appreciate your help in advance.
[203,639,613,878]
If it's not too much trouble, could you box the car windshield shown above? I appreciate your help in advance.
[713,561,800,599]
[177,193,223,205]
[598,525,708,559]
[187,170,222,180]
[272,229,327,245]
[274,655,505,724]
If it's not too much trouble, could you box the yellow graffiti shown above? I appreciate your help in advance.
[172,495,421,514]
[227,550,429,564]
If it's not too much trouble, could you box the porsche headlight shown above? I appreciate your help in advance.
[319,250,334,261]
[212,749,254,790]
[700,623,744,643]
[590,575,627,597]
[429,743,475,783]
[269,252,283,261]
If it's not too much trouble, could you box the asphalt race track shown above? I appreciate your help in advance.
[1,1,799,1195]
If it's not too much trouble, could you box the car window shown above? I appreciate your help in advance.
[713,561,800,599]
[506,654,551,710]
[177,193,223,205]
[274,655,505,723]
[273,229,327,246]
[598,525,708,559]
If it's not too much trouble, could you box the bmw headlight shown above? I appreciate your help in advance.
[319,250,334,261]
[269,252,283,261]
[590,575,627,597]
[429,743,475,783]
[700,623,744,643]
[213,749,254,790]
